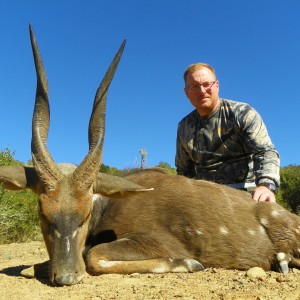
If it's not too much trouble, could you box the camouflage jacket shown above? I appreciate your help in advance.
[175,99,280,187]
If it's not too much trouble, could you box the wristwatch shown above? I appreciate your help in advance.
[258,182,278,193]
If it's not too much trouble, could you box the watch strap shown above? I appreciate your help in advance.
[258,182,277,193]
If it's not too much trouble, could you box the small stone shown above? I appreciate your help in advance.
[246,267,267,279]
[291,268,300,274]
[276,275,289,283]
[21,261,49,278]
[21,266,35,278]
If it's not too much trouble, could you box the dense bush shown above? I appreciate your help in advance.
[279,165,300,214]
[0,189,41,243]
[0,148,41,243]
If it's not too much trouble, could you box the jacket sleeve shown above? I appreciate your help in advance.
[175,123,196,178]
[236,106,280,187]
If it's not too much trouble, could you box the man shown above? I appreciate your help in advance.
[175,63,280,202]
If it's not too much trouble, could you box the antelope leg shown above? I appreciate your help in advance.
[87,257,204,275]
[85,238,204,275]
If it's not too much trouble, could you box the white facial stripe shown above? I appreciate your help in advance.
[66,237,70,253]
[55,230,61,239]
[72,228,79,239]
[55,229,78,240]
[54,229,78,253]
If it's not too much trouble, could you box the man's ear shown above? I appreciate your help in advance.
[184,86,189,97]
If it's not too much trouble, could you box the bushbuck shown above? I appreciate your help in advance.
[1,25,300,286]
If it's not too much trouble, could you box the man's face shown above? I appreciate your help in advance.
[184,67,219,116]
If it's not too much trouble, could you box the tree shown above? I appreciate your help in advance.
[100,163,110,173]
[0,147,16,166]
[139,149,147,169]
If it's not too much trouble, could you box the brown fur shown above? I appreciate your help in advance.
[84,169,300,274]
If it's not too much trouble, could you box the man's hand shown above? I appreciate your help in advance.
[252,185,276,202]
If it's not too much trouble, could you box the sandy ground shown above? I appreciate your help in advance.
[0,241,300,300]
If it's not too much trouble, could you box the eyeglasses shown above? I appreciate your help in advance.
[186,81,217,92]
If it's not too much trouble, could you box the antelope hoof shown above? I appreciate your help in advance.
[171,258,205,272]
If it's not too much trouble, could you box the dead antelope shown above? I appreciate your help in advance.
[1,25,300,286]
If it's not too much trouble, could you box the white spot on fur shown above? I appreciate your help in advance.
[173,266,188,272]
[220,226,229,235]
[260,218,269,227]
[247,229,256,236]
[117,238,130,243]
[92,194,102,203]
[277,252,286,261]
[258,225,266,235]
[151,265,167,273]
[98,260,122,268]
[271,210,281,217]
[195,229,203,235]
[186,227,193,235]
[294,228,300,235]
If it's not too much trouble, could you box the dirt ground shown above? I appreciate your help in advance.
[0,241,300,300]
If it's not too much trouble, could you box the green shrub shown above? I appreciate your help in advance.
[279,165,300,215]
[0,188,42,244]
[0,147,42,243]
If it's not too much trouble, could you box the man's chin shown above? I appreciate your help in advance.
[198,102,211,109]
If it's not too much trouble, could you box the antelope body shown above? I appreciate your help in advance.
[1,26,300,286]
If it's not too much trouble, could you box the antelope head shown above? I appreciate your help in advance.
[28,25,127,285]
[0,25,151,286]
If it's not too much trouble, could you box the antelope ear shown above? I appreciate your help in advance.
[93,172,154,198]
[0,166,41,194]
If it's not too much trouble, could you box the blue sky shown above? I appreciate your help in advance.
[0,0,299,169]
